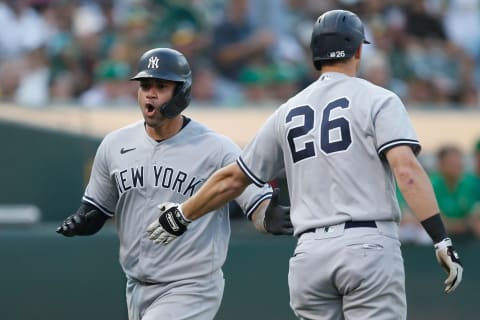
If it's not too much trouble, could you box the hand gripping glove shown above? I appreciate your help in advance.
[434,238,463,293]
[263,188,293,235]
[56,203,108,237]
[147,202,191,245]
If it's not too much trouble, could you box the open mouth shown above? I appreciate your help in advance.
[145,103,157,116]
[146,103,155,112]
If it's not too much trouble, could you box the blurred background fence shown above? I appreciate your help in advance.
[1,105,479,222]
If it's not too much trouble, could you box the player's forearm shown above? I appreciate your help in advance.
[388,148,440,221]
[182,163,251,220]
[250,200,269,233]
[396,165,440,221]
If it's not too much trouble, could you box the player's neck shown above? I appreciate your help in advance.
[146,115,184,141]
[321,62,357,77]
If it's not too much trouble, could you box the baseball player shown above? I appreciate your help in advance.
[147,10,464,320]
[56,48,293,320]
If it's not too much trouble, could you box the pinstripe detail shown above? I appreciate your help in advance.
[236,157,265,187]
[245,192,273,219]
[82,196,114,216]
[377,139,421,155]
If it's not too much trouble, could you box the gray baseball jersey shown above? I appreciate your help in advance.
[238,72,420,236]
[82,118,272,283]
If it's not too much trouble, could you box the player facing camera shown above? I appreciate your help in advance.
[56,46,292,320]
[130,47,192,119]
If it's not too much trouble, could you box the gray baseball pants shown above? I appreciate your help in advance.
[288,221,406,320]
[126,269,224,320]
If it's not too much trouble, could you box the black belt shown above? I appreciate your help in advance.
[300,220,377,236]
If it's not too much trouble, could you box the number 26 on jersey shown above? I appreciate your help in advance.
[286,97,352,163]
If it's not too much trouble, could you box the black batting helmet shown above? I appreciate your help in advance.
[131,48,192,118]
[310,10,370,70]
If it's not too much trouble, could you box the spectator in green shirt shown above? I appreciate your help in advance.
[430,145,478,239]
[474,139,480,201]
[468,138,480,237]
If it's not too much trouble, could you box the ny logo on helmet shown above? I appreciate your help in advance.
[148,56,159,69]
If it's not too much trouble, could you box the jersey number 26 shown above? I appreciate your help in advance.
[286,97,352,163]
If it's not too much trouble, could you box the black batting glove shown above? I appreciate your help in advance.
[147,203,191,245]
[264,188,293,235]
[56,204,108,237]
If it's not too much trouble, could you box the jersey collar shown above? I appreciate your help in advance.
[319,72,350,81]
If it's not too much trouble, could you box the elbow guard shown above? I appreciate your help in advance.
[56,202,109,237]
[76,202,109,235]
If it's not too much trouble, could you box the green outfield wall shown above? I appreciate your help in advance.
[0,222,477,320]
[0,120,99,221]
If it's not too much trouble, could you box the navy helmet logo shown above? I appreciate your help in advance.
[148,56,159,69]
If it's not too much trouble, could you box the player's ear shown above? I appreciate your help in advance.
[354,45,362,59]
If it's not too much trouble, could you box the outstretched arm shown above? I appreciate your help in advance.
[147,164,293,244]
[146,163,251,244]
[182,162,251,220]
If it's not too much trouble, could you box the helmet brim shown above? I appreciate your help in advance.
[130,70,189,82]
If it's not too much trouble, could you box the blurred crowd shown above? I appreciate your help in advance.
[0,0,480,108]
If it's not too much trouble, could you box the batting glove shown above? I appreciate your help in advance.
[56,205,108,237]
[434,238,463,294]
[147,203,191,245]
[263,188,293,235]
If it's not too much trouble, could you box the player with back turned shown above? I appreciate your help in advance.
[56,48,292,320]
[147,10,464,320]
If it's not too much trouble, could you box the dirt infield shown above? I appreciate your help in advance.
[1,104,479,152]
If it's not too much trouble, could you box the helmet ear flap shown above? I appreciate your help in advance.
[160,80,192,118]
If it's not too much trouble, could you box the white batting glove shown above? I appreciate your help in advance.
[434,238,463,294]
[147,202,191,245]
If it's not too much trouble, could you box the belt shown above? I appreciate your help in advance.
[300,220,377,236]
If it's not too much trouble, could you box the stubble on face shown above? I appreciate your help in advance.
[137,79,176,129]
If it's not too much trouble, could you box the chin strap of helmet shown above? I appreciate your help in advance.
[160,80,192,118]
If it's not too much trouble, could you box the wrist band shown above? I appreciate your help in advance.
[421,213,448,243]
